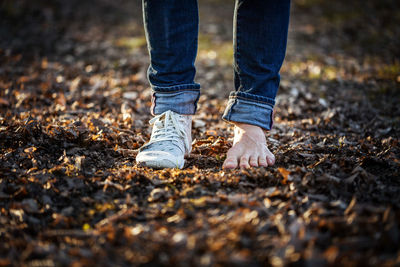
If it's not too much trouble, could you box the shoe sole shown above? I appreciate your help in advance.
[137,159,184,169]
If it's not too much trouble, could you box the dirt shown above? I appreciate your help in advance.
[0,0,399,266]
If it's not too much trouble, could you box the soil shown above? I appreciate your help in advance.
[0,0,399,266]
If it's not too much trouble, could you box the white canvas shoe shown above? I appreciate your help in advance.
[136,110,192,169]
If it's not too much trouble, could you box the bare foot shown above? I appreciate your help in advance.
[222,123,275,169]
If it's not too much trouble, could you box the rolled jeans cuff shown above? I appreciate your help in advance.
[151,84,201,115]
[222,92,275,131]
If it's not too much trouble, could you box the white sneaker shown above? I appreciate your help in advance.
[136,110,192,169]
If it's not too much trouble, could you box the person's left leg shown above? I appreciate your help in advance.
[222,0,291,169]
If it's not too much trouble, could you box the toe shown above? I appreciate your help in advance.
[223,157,238,169]
[223,148,241,169]
[249,156,259,167]
[239,155,250,169]
[258,156,269,167]
[266,151,275,166]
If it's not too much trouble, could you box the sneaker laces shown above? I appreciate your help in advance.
[140,110,190,153]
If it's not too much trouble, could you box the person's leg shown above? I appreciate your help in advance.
[142,0,200,115]
[223,0,291,169]
[137,0,199,169]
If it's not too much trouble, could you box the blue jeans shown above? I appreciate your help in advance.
[142,0,290,130]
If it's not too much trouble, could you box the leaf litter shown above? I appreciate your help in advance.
[0,0,399,266]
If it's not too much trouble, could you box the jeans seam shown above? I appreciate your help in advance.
[234,1,242,93]
[228,95,274,107]
[152,89,200,94]
[153,83,199,88]
[152,83,200,90]
[226,98,237,120]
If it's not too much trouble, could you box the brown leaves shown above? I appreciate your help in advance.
[192,136,230,158]
[277,167,291,184]
[23,146,37,154]
[323,246,339,263]
[0,0,399,266]
[0,98,9,106]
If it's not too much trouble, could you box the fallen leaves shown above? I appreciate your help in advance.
[0,98,9,106]
[277,167,291,184]
[0,0,399,266]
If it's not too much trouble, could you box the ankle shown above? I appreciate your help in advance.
[233,122,265,138]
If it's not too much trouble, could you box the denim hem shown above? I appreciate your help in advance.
[222,95,274,131]
[152,83,201,92]
[228,91,275,106]
[151,90,200,116]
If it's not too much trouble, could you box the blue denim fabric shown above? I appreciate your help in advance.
[142,0,290,130]
[151,89,200,116]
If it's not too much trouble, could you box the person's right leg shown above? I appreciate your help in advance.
[137,0,200,169]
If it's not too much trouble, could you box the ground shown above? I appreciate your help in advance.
[0,0,399,266]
